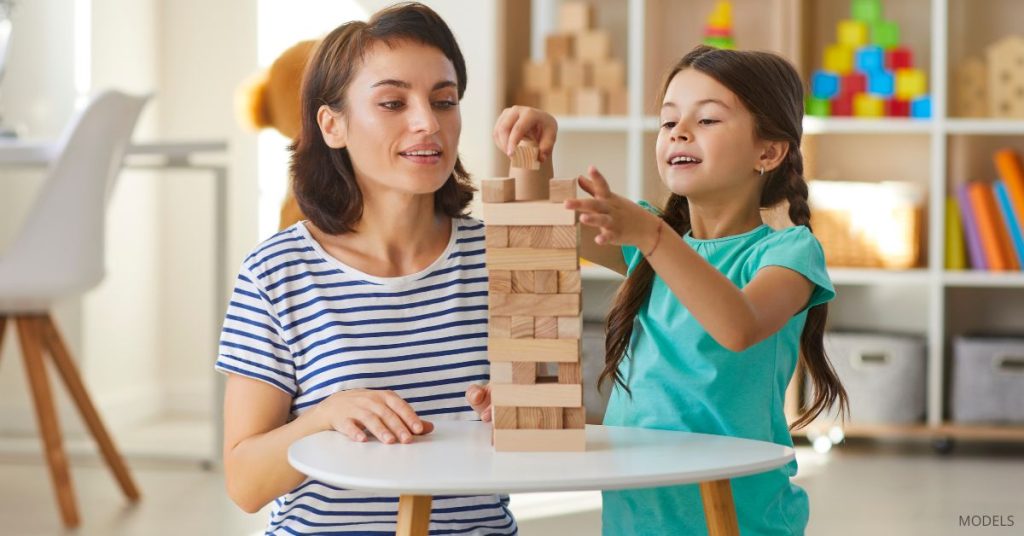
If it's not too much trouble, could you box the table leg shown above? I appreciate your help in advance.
[700,479,739,536]
[396,494,432,536]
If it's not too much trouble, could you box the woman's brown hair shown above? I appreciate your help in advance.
[290,2,474,235]
[600,45,848,430]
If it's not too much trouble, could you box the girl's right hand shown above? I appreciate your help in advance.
[493,106,558,162]
[316,389,434,444]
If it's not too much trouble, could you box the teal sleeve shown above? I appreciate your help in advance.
[751,226,835,312]
[620,200,661,274]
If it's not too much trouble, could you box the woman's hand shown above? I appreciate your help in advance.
[566,166,663,253]
[493,106,558,162]
[465,383,492,422]
[315,389,434,444]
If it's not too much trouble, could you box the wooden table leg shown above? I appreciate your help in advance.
[396,494,432,536]
[700,479,739,536]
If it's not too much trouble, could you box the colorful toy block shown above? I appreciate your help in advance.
[841,72,868,95]
[854,93,885,117]
[806,97,831,117]
[824,44,855,74]
[871,20,900,48]
[886,47,913,70]
[885,98,910,117]
[811,70,840,100]
[855,45,884,73]
[910,95,931,118]
[895,68,927,100]
[832,92,854,116]
[851,0,883,23]
[867,69,894,97]
[837,20,869,48]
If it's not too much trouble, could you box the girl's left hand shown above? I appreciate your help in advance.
[566,166,663,252]
[465,384,492,422]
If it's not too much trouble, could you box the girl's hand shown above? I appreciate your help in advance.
[316,389,434,444]
[465,383,492,422]
[493,106,558,162]
[566,166,663,252]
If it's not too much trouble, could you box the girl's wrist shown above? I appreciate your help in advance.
[641,218,664,257]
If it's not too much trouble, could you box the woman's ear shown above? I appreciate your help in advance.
[317,104,348,148]
[757,140,789,174]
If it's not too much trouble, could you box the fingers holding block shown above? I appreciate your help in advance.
[511,139,541,170]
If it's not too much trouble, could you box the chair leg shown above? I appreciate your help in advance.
[16,315,80,528]
[38,314,141,502]
[0,316,7,364]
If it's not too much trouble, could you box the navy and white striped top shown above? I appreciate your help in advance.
[215,218,516,535]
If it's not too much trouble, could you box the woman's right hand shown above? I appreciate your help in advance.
[493,105,558,162]
[315,389,434,444]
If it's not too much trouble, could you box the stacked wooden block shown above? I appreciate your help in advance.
[481,140,585,452]
[956,35,1024,118]
[516,1,627,117]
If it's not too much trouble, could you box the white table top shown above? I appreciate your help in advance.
[0,139,227,166]
[288,421,795,495]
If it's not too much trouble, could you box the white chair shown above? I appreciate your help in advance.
[0,90,147,528]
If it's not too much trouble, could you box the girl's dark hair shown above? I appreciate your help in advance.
[290,2,474,234]
[600,45,848,431]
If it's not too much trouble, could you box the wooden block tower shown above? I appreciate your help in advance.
[482,140,586,452]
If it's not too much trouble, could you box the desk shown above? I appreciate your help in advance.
[0,139,230,464]
[288,421,795,536]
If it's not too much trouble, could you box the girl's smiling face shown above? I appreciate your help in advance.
[655,68,767,202]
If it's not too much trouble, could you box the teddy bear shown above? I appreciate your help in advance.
[236,39,318,230]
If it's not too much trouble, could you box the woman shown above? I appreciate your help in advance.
[216,4,521,534]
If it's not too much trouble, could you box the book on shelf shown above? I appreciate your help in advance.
[994,180,1024,268]
[945,196,967,270]
[956,183,987,270]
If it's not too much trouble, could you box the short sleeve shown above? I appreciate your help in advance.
[214,266,298,396]
[620,200,662,274]
[750,226,835,312]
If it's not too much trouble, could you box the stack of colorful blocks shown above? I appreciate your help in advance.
[703,1,735,50]
[807,0,930,119]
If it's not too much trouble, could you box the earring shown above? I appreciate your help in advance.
[759,166,765,176]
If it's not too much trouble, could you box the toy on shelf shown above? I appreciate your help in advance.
[955,35,1024,118]
[807,0,930,119]
[514,1,628,116]
[702,1,735,50]
[481,139,586,452]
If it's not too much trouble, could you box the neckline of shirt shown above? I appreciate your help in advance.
[295,217,459,287]
[684,223,770,244]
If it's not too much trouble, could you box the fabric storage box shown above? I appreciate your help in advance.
[811,331,927,424]
[952,335,1024,424]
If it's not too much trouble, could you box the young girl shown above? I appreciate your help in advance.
[494,45,848,535]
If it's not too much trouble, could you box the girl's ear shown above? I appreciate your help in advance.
[317,104,348,148]
[757,140,789,174]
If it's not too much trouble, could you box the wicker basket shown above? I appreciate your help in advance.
[809,180,924,269]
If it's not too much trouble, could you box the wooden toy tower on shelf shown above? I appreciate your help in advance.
[481,140,586,452]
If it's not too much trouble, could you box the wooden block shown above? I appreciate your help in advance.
[490,362,513,383]
[489,338,581,363]
[541,407,564,429]
[987,36,1024,118]
[559,2,594,33]
[514,88,542,109]
[549,178,578,202]
[494,406,517,429]
[563,407,586,429]
[557,316,582,339]
[494,428,586,451]
[534,271,558,294]
[607,87,628,115]
[558,270,581,293]
[534,316,558,338]
[489,270,512,294]
[482,200,577,226]
[542,87,573,115]
[485,225,509,248]
[511,271,535,293]
[490,293,580,317]
[577,30,611,61]
[510,139,540,171]
[491,383,582,407]
[545,34,574,62]
[512,361,538,384]
[523,61,557,91]
[558,362,582,384]
[510,315,534,338]
[956,58,988,117]
[517,407,543,429]
[489,315,511,339]
[511,167,550,201]
[593,60,625,91]
[509,226,577,248]
[487,248,578,271]
[573,88,606,116]
[559,60,593,89]
[481,178,515,203]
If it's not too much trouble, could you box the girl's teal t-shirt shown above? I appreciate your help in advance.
[602,203,835,536]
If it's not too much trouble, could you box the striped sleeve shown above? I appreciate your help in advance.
[215,265,297,396]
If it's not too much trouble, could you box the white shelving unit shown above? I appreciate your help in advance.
[516,0,1024,444]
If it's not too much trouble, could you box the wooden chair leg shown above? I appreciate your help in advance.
[16,315,80,528]
[396,494,432,536]
[700,479,740,536]
[0,316,7,365]
[38,314,141,502]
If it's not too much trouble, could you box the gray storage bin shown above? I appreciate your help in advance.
[952,336,1024,424]
[815,331,927,424]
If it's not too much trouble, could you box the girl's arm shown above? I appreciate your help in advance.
[567,167,813,352]
[222,375,433,513]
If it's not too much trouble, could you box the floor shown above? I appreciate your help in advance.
[0,437,1021,535]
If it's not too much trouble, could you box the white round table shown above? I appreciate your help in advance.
[289,421,795,536]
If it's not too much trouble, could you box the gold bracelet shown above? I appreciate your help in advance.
[643,221,664,257]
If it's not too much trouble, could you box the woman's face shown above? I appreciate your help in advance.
[330,39,461,199]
